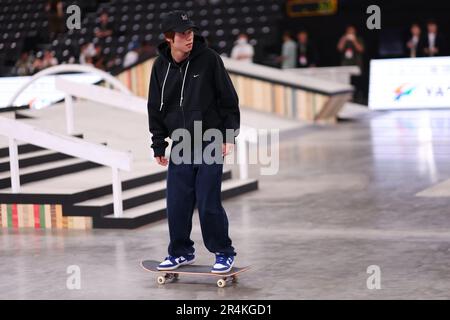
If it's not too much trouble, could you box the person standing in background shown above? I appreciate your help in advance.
[337,25,364,69]
[422,20,446,57]
[278,31,297,69]
[230,34,254,63]
[296,30,318,68]
[406,23,423,57]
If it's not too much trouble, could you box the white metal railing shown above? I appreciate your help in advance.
[6,64,131,108]
[0,117,132,217]
[235,125,257,180]
[56,77,254,181]
[2,64,255,218]
[55,77,147,135]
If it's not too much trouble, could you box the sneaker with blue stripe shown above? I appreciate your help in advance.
[211,253,235,274]
[157,254,195,271]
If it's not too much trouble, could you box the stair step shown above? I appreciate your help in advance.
[94,199,167,229]
[104,199,166,220]
[65,169,232,216]
[0,158,103,189]
[0,149,75,172]
[0,149,54,163]
[0,134,84,158]
[75,180,167,207]
[0,165,169,204]
[96,178,258,229]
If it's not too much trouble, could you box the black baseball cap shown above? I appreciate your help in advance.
[160,10,198,33]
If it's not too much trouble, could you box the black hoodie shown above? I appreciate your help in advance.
[147,35,240,157]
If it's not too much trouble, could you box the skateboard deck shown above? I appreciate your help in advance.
[140,260,251,288]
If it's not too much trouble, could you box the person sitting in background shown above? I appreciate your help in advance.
[14,52,34,76]
[278,31,297,69]
[79,42,97,65]
[406,23,423,57]
[41,50,58,69]
[95,12,114,39]
[230,33,254,63]
[422,20,446,57]
[337,25,364,69]
[30,50,58,74]
[296,30,318,68]
[123,41,140,68]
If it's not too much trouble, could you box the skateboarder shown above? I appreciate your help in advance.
[146,11,240,273]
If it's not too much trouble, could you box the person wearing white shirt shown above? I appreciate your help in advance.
[279,31,297,69]
[230,34,254,63]
[406,23,422,58]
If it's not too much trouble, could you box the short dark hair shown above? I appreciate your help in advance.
[283,31,293,38]
[164,31,175,41]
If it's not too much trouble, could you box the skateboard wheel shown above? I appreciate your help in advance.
[157,276,166,285]
[217,279,226,288]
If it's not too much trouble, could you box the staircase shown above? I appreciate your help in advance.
[0,136,258,229]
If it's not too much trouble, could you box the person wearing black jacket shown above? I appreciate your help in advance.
[405,23,424,58]
[147,11,240,274]
[421,20,447,57]
[296,30,318,68]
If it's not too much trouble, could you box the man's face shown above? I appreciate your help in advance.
[171,29,194,53]
[298,32,308,43]
[411,24,421,36]
[427,23,437,34]
[346,26,356,35]
[100,13,108,24]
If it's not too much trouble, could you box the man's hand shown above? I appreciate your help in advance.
[155,156,168,166]
[222,143,234,156]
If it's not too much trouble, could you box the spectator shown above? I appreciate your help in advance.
[41,50,58,69]
[14,52,34,76]
[95,12,114,39]
[230,34,254,63]
[406,23,423,57]
[92,45,106,70]
[31,52,44,73]
[337,25,364,69]
[296,30,318,68]
[79,43,96,65]
[45,0,64,40]
[422,20,446,57]
[278,31,297,69]
[123,41,140,68]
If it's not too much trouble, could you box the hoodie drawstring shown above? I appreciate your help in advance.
[159,60,190,111]
[180,60,190,107]
[159,62,171,111]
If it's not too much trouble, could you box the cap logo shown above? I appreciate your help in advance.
[181,14,188,20]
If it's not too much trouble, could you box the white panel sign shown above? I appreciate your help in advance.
[369,57,450,110]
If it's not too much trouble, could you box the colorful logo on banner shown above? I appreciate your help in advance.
[394,84,415,101]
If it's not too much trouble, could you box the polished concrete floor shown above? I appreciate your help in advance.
[2,108,450,299]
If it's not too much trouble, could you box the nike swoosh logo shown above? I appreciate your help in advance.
[193,74,200,78]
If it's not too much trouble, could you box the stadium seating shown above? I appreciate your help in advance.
[0,0,284,76]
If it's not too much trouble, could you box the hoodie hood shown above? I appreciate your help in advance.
[157,35,208,64]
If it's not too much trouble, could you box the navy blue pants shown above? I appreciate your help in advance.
[166,155,236,258]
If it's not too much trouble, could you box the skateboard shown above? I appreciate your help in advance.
[140,260,251,288]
